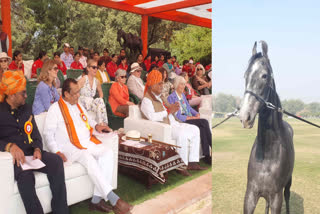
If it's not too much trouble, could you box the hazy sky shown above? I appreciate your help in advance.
[213,0,320,103]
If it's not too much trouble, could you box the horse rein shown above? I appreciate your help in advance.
[244,89,320,129]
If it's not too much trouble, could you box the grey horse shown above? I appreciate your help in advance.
[239,41,295,214]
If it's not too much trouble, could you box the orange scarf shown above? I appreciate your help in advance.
[58,98,101,149]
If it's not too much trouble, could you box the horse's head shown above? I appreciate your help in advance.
[239,41,274,128]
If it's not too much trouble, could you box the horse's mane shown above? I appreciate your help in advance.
[244,53,263,78]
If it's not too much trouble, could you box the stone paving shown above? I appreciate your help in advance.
[131,172,212,214]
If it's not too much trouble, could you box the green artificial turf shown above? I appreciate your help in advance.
[212,117,320,214]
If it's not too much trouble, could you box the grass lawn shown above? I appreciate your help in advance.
[213,117,320,214]
[70,160,211,214]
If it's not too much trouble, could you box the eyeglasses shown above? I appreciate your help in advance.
[120,76,127,79]
[197,68,203,71]
[90,66,98,69]
[0,60,7,63]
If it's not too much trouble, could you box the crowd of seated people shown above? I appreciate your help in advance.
[1,45,212,119]
[0,43,212,213]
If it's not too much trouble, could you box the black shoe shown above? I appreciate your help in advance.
[89,200,113,213]
[204,156,212,165]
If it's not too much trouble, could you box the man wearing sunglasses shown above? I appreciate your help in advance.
[0,70,68,214]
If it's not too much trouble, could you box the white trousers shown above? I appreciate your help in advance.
[171,122,200,165]
[61,135,117,201]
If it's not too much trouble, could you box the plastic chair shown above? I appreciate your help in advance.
[37,68,41,76]
[57,70,65,87]
[141,70,147,82]
[129,93,140,104]
[101,83,124,130]
[67,69,83,79]
[26,79,38,105]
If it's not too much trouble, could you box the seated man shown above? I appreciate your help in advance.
[140,70,207,175]
[43,78,132,214]
[0,70,68,214]
[127,62,144,100]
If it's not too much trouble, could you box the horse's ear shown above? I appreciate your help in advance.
[260,40,268,58]
[252,41,257,56]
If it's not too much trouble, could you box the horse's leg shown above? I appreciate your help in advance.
[284,177,292,214]
[270,191,283,214]
[244,187,259,214]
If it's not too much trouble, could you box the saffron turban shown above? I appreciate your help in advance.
[0,70,26,102]
[144,70,163,95]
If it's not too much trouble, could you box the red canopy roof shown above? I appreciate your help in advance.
[76,0,212,28]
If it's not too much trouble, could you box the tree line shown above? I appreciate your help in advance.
[214,93,320,118]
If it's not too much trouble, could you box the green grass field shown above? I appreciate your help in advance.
[212,117,320,214]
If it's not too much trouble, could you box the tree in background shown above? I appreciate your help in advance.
[213,93,240,113]
[282,99,305,115]
[10,0,191,61]
[170,25,212,64]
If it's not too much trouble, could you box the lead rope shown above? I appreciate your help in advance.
[265,102,320,128]
[212,108,239,129]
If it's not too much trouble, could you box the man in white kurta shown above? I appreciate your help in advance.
[43,78,133,214]
[140,70,206,172]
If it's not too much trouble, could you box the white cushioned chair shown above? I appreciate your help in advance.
[0,112,118,214]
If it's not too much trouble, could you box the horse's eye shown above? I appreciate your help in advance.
[262,74,267,79]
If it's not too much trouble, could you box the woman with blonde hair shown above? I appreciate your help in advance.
[78,59,111,127]
[192,64,212,95]
[32,59,60,115]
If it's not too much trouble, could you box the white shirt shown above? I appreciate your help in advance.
[60,52,73,69]
[140,92,178,125]
[79,55,87,68]
[43,100,97,153]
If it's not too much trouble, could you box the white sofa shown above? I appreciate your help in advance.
[0,112,118,214]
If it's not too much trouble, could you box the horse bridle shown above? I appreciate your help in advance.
[244,88,320,128]
[244,86,277,112]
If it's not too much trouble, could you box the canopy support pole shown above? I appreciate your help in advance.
[1,0,12,57]
[141,15,148,58]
